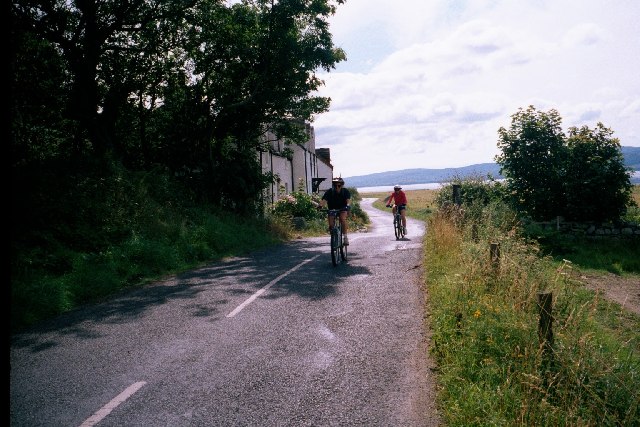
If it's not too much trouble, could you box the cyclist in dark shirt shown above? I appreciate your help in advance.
[320,177,351,245]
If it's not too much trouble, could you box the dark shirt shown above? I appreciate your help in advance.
[322,187,351,210]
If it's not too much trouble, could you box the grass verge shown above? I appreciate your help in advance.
[418,194,640,425]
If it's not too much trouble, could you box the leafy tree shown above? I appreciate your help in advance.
[12,0,346,214]
[496,106,567,220]
[178,0,346,209]
[12,0,198,160]
[10,20,74,166]
[564,123,633,221]
[495,106,633,222]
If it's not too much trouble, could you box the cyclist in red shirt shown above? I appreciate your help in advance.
[386,184,408,235]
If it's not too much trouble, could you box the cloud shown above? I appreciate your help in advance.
[562,23,606,47]
[620,99,640,118]
[313,0,640,178]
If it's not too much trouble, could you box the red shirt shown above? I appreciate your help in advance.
[388,190,408,205]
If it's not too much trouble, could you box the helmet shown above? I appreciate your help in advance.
[393,184,402,190]
[332,177,345,185]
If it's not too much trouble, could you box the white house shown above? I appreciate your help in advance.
[258,123,334,206]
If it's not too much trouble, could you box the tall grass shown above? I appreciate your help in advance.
[423,197,640,425]
[11,207,286,332]
[11,168,288,333]
[371,187,640,424]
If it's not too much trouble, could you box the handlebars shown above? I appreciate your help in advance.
[320,207,350,213]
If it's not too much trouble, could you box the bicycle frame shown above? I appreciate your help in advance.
[391,205,406,240]
[327,209,347,266]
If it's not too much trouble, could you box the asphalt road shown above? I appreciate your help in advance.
[11,199,440,427]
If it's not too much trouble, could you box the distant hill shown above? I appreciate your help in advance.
[622,146,640,170]
[346,146,640,188]
[345,163,502,188]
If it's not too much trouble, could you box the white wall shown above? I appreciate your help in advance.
[316,159,333,193]
[259,123,333,206]
[259,150,292,205]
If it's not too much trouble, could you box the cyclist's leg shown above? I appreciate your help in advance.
[339,211,348,234]
[399,205,407,234]
[400,206,407,228]
[339,210,349,244]
[328,212,335,232]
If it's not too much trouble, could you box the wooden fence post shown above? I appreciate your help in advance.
[490,242,500,270]
[537,292,554,370]
[452,184,461,206]
[472,223,479,242]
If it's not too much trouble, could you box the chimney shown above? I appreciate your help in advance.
[316,148,331,163]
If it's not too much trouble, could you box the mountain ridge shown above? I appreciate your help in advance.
[345,146,640,188]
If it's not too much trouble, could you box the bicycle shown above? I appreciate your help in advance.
[326,209,348,266]
[388,204,406,240]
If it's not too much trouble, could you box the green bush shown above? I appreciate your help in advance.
[622,204,640,224]
[271,191,323,220]
[269,187,369,233]
[434,173,506,210]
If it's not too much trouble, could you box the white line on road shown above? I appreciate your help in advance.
[79,381,146,427]
[226,255,320,318]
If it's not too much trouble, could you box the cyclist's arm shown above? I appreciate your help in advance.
[341,189,351,212]
[386,193,394,207]
[318,190,330,209]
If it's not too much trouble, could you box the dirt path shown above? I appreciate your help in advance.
[579,273,640,316]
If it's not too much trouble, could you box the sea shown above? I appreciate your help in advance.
[358,182,443,193]
[357,171,640,194]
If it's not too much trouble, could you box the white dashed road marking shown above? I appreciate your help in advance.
[79,381,146,427]
[226,255,320,318]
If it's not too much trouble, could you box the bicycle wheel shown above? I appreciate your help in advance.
[340,239,347,262]
[394,215,402,240]
[331,228,339,266]
[337,227,344,263]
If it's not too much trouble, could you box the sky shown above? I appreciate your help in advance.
[312,0,640,178]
